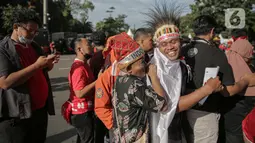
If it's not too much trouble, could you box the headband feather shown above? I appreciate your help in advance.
[143,0,183,43]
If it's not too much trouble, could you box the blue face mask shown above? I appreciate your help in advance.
[18,35,33,44]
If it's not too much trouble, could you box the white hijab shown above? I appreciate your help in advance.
[149,48,182,143]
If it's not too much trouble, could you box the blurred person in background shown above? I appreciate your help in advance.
[89,31,107,79]
[182,15,255,143]
[134,28,154,62]
[88,31,111,143]
[223,36,255,143]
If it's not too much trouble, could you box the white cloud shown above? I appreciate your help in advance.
[87,0,195,28]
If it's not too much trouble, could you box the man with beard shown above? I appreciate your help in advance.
[0,8,58,143]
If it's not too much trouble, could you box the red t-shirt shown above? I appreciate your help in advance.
[243,107,255,142]
[69,59,95,114]
[15,43,49,111]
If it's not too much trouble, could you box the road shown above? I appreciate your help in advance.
[46,54,77,143]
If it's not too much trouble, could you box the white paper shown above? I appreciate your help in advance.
[199,66,220,105]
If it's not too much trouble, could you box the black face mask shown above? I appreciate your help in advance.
[84,54,92,60]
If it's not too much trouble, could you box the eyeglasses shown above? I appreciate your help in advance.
[19,25,39,36]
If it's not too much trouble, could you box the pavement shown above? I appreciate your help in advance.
[46,54,77,143]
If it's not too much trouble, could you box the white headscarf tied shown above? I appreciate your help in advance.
[149,48,182,143]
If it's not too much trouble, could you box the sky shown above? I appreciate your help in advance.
[86,0,195,29]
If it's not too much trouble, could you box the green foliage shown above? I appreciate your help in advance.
[180,0,255,38]
[57,0,94,32]
[1,4,40,33]
[180,5,199,36]
[1,4,22,32]
[96,14,129,36]
[69,19,93,33]
[0,0,94,34]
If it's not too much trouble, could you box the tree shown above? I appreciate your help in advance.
[69,19,93,33]
[0,0,30,34]
[0,0,94,34]
[106,6,115,17]
[61,0,94,33]
[32,0,94,33]
[190,0,255,38]
[32,0,73,32]
[96,14,129,36]
[67,0,94,27]
[1,5,24,33]
[180,5,200,36]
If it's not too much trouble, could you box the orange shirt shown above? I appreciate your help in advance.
[94,65,120,129]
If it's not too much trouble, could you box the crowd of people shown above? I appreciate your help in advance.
[0,4,255,143]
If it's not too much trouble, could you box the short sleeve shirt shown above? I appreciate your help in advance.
[112,75,165,143]
[182,37,235,112]
[69,59,95,114]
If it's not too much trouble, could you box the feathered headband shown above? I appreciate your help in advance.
[144,0,183,43]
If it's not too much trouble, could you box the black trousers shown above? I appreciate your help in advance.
[95,116,109,143]
[71,111,94,143]
[0,118,27,143]
[24,107,48,143]
[0,107,48,143]
[223,96,255,143]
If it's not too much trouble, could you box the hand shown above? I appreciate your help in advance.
[53,54,60,64]
[34,56,50,69]
[242,73,255,87]
[147,64,157,78]
[46,54,56,60]
[204,77,222,93]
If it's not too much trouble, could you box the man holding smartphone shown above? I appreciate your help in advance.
[0,8,59,143]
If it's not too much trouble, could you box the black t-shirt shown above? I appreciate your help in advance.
[182,37,235,112]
